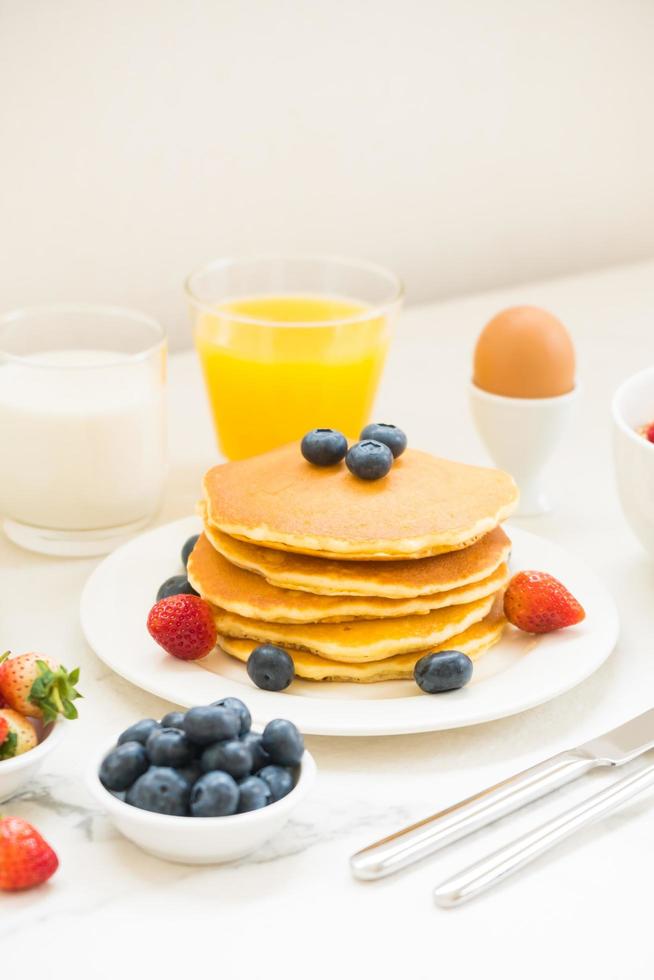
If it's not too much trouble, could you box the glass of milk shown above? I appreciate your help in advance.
[0,305,167,556]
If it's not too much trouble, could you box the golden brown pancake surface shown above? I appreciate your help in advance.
[203,520,511,598]
[215,604,506,682]
[189,532,509,623]
[203,445,518,559]
[212,593,495,662]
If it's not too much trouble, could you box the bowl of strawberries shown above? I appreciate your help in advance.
[0,651,81,802]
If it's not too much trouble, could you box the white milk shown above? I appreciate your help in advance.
[0,349,166,530]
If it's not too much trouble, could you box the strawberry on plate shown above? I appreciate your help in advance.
[0,816,59,891]
[0,652,81,724]
[504,571,586,634]
[147,594,218,661]
[0,709,38,759]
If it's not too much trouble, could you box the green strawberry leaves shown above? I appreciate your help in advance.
[28,661,82,724]
[0,731,18,760]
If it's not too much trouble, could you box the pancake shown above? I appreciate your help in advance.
[203,444,518,560]
[189,532,509,623]
[203,517,511,598]
[212,592,496,662]
[216,603,506,682]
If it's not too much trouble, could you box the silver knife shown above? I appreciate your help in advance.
[350,708,654,881]
[433,757,654,907]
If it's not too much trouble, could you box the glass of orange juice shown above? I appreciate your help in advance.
[185,256,403,460]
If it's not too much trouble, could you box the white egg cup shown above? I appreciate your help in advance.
[469,382,578,517]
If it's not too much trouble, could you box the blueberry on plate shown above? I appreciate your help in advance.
[160,710,186,730]
[190,771,239,817]
[300,428,348,467]
[240,731,270,771]
[145,727,195,767]
[237,775,272,813]
[181,534,200,568]
[156,575,199,602]
[247,644,295,692]
[261,719,304,767]
[360,423,407,459]
[99,741,149,791]
[211,697,251,736]
[117,718,161,746]
[414,650,474,694]
[183,705,240,745]
[345,440,393,481]
[126,767,191,816]
[258,764,295,802]
[201,738,253,780]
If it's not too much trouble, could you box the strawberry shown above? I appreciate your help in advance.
[0,652,81,723]
[0,709,38,759]
[0,817,58,891]
[504,571,586,634]
[0,716,9,755]
[147,594,217,660]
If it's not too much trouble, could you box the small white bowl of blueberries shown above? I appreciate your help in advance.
[88,697,316,864]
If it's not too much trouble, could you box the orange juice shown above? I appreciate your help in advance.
[194,294,389,460]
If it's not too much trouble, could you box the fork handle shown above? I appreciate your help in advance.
[350,751,599,881]
[433,760,654,907]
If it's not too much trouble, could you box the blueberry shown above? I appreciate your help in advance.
[156,575,198,602]
[201,738,253,779]
[145,727,195,767]
[177,760,204,788]
[247,644,295,691]
[99,741,149,791]
[211,697,251,736]
[190,771,239,817]
[360,423,407,459]
[258,765,295,802]
[237,775,272,813]
[183,705,240,745]
[414,650,474,693]
[181,534,200,568]
[126,767,191,816]
[300,429,348,467]
[160,710,186,730]
[117,718,161,746]
[345,440,393,481]
[240,731,270,771]
[261,719,304,767]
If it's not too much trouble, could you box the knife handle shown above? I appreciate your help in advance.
[350,751,600,881]
[433,760,654,907]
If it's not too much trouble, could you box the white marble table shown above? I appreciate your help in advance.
[3,260,654,979]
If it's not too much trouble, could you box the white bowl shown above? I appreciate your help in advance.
[0,719,67,802]
[87,740,317,864]
[612,365,654,556]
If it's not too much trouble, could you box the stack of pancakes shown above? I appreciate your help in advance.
[188,444,518,683]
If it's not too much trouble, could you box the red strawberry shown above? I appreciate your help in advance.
[0,817,59,891]
[0,709,38,759]
[147,594,217,660]
[0,652,81,723]
[0,715,9,751]
[504,571,586,634]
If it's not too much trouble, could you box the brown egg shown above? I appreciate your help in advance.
[473,306,575,398]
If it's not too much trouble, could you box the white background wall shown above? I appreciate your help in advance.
[2,0,654,349]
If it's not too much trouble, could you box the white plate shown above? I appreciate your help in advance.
[80,517,619,736]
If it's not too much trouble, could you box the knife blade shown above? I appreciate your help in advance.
[350,708,654,881]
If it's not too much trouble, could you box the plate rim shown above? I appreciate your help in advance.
[80,517,619,736]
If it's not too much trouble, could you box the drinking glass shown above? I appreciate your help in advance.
[0,304,167,556]
[185,255,403,460]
